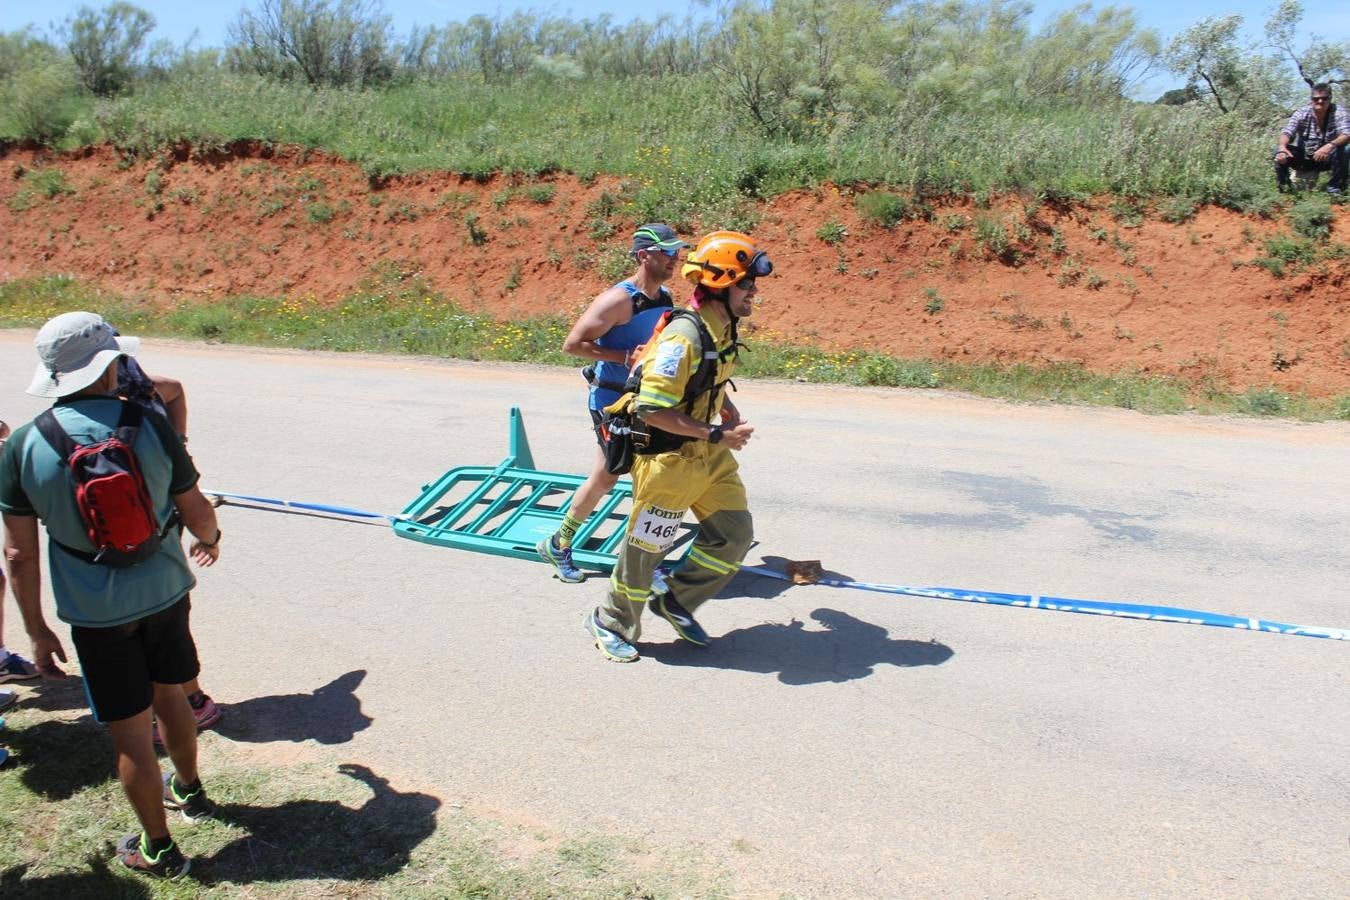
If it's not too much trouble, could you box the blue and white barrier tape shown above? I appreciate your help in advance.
[741,566,1348,642]
[204,490,1348,642]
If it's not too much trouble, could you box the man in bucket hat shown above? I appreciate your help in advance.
[536,224,688,583]
[1,311,224,879]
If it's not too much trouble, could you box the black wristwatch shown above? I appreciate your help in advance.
[708,425,724,444]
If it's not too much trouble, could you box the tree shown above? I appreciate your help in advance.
[228,0,395,87]
[1264,0,1349,89]
[1155,85,1200,106]
[59,2,155,96]
[715,0,890,137]
[0,29,81,140]
[1163,15,1293,120]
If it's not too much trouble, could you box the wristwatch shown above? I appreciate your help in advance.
[708,425,724,444]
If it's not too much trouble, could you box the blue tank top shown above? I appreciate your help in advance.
[589,281,673,411]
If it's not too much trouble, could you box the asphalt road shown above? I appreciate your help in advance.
[1,332,1346,898]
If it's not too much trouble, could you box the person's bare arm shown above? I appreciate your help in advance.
[642,409,754,450]
[561,287,637,364]
[3,513,67,677]
[173,486,221,566]
[149,374,188,438]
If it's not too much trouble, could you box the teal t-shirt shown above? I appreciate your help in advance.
[0,397,200,628]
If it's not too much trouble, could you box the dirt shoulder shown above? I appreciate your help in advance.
[2,143,1348,396]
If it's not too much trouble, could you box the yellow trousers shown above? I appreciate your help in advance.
[598,439,754,642]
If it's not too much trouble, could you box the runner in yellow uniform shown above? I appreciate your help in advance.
[586,231,772,662]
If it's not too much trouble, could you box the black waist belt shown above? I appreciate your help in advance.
[51,513,180,565]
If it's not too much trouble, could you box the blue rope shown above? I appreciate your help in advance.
[205,490,404,524]
[204,490,1348,642]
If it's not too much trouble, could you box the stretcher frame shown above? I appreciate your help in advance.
[392,407,695,573]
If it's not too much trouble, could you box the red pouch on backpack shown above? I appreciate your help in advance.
[36,403,165,567]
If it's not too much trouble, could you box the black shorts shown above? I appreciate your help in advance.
[589,408,606,447]
[70,595,200,723]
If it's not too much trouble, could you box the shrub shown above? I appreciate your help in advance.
[1109,196,1146,227]
[855,192,908,228]
[1334,394,1350,420]
[974,216,1015,262]
[922,287,944,315]
[816,220,848,245]
[306,201,335,223]
[1256,233,1318,276]
[1289,197,1334,241]
[526,183,556,204]
[1159,197,1197,224]
[465,212,488,246]
[854,355,940,388]
[0,57,80,142]
[1234,386,1289,417]
[597,244,632,282]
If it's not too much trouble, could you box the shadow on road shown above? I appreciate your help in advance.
[198,763,440,886]
[896,470,1159,542]
[643,608,953,684]
[213,670,372,745]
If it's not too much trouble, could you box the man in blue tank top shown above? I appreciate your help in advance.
[537,224,687,582]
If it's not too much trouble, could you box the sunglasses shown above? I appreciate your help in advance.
[1311,96,1331,102]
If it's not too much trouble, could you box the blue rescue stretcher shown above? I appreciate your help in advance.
[391,407,693,573]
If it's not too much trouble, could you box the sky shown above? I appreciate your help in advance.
[0,0,1341,97]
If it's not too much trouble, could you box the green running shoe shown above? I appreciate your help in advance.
[162,772,216,823]
[116,832,191,880]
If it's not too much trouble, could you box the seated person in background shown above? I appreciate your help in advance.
[1275,83,1349,194]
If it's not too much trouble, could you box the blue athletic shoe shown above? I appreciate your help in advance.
[649,592,710,647]
[586,609,639,663]
[0,652,38,683]
[538,536,584,583]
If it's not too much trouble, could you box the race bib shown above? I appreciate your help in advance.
[651,341,686,378]
[628,502,685,554]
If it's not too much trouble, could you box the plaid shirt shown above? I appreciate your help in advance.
[1281,102,1350,149]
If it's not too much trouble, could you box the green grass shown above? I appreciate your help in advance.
[1,274,1347,421]
[1,71,1297,210]
[0,682,729,898]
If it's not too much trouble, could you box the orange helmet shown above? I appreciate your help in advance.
[681,231,773,290]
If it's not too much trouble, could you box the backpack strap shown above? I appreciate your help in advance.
[617,280,674,315]
[668,309,724,420]
[36,401,175,565]
[34,409,76,462]
[112,399,145,446]
[36,401,144,461]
